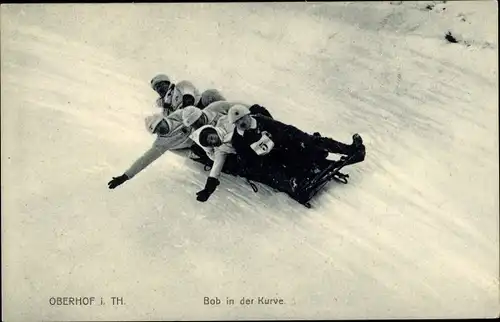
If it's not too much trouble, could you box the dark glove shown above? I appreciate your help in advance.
[108,174,129,189]
[196,177,220,202]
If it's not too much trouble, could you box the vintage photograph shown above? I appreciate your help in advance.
[1,2,498,320]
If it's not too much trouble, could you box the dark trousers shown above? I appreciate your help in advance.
[311,135,352,155]
[311,134,365,166]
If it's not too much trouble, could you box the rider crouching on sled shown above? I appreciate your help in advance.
[228,105,366,204]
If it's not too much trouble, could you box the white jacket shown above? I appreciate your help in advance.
[203,101,249,125]
[158,80,202,116]
[190,115,236,179]
[125,109,193,178]
[125,101,248,179]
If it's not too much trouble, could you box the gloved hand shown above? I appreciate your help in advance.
[196,177,220,202]
[108,174,129,189]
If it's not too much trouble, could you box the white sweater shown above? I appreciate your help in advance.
[189,115,236,179]
[124,109,193,178]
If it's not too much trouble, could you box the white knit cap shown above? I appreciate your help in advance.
[150,74,170,89]
[176,80,196,97]
[228,104,251,123]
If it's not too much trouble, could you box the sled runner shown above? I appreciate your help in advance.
[197,153,356,208]
[294,154,356,208]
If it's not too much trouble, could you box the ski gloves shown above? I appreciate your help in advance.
[196,177,220,202]
[108,174,129,189]
[107,173,220,203]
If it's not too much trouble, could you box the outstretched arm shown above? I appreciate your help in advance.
[208,153,227,179]
[107,143,170,189]
[124,144,170,179]
[195,153,227,202]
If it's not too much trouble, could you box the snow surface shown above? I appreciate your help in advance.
[1,2,498,320]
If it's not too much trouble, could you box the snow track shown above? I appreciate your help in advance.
[2,2,498,320]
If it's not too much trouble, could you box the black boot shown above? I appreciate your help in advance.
[340,133,365,165]
[352,133,363,147]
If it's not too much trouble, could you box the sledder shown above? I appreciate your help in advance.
[227,105,366,207]
[188,121,238,202]
[150,74,225,116]
[107,110,197,189]
[183,104,273,202]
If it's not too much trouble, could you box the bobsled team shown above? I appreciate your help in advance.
[107,74,366,205]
